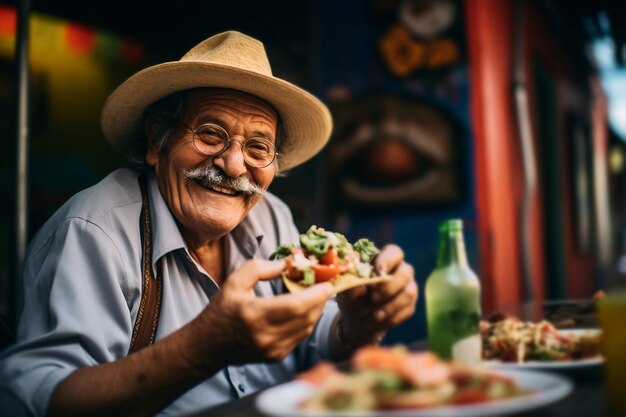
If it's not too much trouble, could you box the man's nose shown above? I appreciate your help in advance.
[212,139,247,177]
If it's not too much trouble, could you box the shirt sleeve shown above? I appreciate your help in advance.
[0,217,134,417]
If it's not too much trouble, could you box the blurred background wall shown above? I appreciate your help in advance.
[1,0,625,345]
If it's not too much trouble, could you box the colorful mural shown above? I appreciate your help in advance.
[0,6,148,315]
[0,5,147,232]
[319,0,478,344]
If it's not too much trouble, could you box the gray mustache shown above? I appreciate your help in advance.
[183,165,264,196]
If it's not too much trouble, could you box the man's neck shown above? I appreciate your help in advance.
[188,238,226,286]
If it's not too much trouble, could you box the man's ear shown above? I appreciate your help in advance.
[144,116,161,166]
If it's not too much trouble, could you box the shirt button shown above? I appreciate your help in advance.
[238,383,245,393]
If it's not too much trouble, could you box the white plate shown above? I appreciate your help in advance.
[483,356,603,371]
[255,369,573,417]
[483,328,603,371]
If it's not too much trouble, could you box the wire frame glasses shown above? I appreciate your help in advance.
[166,116,278,168]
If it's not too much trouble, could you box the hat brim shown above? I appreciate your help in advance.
[101,61,332,171]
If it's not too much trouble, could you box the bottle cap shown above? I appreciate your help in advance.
[439,219,463,233]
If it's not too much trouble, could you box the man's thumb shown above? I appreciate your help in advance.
[227,259,286,290]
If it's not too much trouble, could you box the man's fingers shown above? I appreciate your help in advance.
[374,244,404,274]
[261,283,334,323]
[336,285,368,306]
[369,262,414,304]
[226,259,286,291]
[372,279,418,321]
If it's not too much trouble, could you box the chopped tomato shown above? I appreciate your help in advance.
[352,346,409,376]
[308,248,340,282]
[285,258,303,280]
[352,347,451,388]
[320,248,340,266]
[403,353,451,387]
[311,263,339,282]
[285,247,340,283]
[285,248,305,279]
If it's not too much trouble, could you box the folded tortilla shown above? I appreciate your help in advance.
[283,272,392,294]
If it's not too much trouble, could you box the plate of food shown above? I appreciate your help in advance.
[480,314,603,371]
[270,225,391,294]
[256,346,573,417]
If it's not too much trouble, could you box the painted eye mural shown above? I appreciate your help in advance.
[326,93,466,212]
[321,0,469,215]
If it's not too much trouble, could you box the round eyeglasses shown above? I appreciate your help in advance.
[176,119,278,168]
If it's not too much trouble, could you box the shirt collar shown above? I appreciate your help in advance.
[146,170,187,270]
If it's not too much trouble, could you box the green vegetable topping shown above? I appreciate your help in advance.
[300,226,330,257]
[333,232,352,259]
[533,347,565,360]
[371,371,406,393]
[353,239,380,263]
[269,243,294,260]
[300,268,315,285]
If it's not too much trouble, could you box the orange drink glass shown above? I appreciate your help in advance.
[597,292,626,417]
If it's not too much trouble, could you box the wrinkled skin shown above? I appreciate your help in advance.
[145,88,278,249]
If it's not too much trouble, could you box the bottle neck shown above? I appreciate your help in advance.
[436,229,469,268]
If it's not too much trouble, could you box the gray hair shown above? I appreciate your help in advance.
[125,91,188,169]
[125,88,283,175]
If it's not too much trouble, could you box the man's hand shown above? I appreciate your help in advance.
[191,259,335,368]
[336,244,417,349]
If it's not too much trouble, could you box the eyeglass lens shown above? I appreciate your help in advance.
[193,124,276,168]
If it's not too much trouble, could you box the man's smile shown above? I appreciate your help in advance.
[194,178,240,196]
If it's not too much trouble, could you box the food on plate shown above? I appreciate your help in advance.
[270,225,391,293]
[480,314,602,363]
[296,346,525,411]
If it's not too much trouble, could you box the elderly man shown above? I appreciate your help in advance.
[0,31,417,417]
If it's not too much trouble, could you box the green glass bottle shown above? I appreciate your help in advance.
[425,219,481,363]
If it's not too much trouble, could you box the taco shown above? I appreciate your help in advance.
[270,226,391,293]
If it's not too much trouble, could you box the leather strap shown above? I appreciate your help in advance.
[128,173,163,354]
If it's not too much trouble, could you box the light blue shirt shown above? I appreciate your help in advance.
[0,168,339,417]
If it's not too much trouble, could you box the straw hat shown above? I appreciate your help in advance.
[101,31,333,171]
